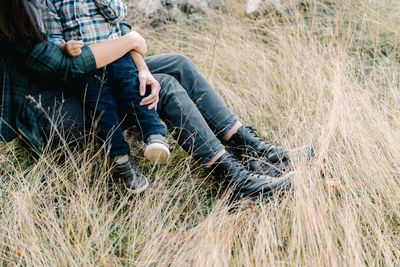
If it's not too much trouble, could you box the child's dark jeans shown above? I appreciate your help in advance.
[84,53,166,158]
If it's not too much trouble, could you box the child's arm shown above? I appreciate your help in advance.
[44,1,83,57]
[94,0,127,24]
[43,0,66,45]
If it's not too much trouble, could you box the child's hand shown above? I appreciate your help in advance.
[62,40,84,57]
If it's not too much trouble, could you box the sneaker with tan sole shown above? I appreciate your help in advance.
[144,134,170,164]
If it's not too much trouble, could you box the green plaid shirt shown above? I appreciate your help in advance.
[0,21,132,149]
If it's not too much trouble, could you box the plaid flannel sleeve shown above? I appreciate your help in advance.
[43,0,66,45]
[20,42,96,82]
[0,61,16,144]
[94,0,127,24]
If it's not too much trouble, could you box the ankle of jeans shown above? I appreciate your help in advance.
[205,149,226,169]
[114,154,129,164]
[222,121,242,142]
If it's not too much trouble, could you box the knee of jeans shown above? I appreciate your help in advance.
[169,53,193,68]
[158,76,187,101]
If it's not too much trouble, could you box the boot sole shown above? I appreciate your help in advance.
[125,179,149,194]
[144,143,170,164]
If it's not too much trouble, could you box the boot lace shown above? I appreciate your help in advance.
[224,153,272,183]
[244,126,262,141]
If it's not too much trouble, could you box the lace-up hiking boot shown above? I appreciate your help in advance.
[247,158,291,177]
[248,145,314,174]
[144,134,170,164]
[111,155,149,194]
[211,153,294,203]
[228,125,314,176]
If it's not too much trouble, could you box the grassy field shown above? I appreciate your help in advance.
[1,0,400,265]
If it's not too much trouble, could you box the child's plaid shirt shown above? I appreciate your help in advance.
[43,0,128,45]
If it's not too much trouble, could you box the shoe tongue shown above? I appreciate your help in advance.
[115,154,129,164]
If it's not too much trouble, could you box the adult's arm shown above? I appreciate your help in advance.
[18,31,144,82]
[129,51,161,110]
[90,31,146,67]
[119,21,161,109]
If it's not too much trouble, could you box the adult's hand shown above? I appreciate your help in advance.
[139,69,161,110]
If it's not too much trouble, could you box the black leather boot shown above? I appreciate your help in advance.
[228,126,314,176]
[211,152,294,202]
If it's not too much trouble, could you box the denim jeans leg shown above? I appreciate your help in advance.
[85,68,130,158]
[146,53,239,139]
[154,73,225,165]
[29,88,86,154]
[108,54,166,141]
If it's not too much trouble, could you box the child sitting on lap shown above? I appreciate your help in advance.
[43,0,170,194]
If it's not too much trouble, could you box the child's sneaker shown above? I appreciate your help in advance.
[111,155,149,194]
[144,134,170,164]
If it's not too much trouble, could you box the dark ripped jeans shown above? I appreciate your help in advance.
[32,53,238,165]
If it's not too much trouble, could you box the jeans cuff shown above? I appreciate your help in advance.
[215,116,239,141]
[142,126,167,141]
[197,142,225,167]
[108,145,130,159]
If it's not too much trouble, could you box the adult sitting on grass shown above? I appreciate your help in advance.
[0,0,312,203]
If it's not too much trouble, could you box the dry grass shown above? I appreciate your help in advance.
[1,0,400,265]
